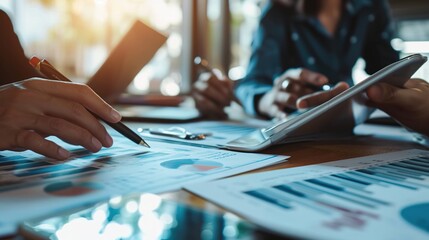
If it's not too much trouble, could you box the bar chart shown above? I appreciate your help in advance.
[187,149,429,240]
[245,155,429,230]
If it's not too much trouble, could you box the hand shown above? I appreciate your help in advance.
[0,78,122,160]
[192,70,234,119]
[296,82,350,109]
[366,78,429,136]
[257,68,330,119]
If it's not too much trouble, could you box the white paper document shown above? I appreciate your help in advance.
[187,149,429,240]
[131,120,270,148]
[0,131,287,236]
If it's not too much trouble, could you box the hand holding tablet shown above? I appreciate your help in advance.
[221,54,428,152]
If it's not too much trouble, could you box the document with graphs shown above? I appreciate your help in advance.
[0,131,287,236]
[187,149,429,240]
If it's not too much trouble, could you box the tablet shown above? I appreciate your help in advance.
[221,54,428,152]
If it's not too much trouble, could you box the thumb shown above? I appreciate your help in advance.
[366,83,398,104]
[367,83,417,110]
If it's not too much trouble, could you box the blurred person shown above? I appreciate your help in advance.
[193,0,399,119]
[0,10,120,160]
[238,0,400,119]
[192,70,234,119]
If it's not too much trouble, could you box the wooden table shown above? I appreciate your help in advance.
[5,134,424,240]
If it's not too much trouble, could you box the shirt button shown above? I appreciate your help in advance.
[307,57,315,65]
[368,14,375,22]
[292,32,299,41]
[350,36,357,44]
[346,3,354,12]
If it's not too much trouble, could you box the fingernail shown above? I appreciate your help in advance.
[58,147,70,159]
[105,134,113,147]
[111,108,121,122]
[298,100,308,109]
[92,137,102,150]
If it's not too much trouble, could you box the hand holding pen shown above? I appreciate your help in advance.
[0,77,121,160]
[28,57,149,152]
[192,56,237,119]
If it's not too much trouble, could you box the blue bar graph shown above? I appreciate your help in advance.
[244,156,429,230]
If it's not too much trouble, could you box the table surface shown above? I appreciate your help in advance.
[5,129,425,240]
[160,136,425,212]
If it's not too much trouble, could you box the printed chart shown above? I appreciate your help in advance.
[0,132,287,236]
[160,159,224,172]
[187,149,429,240]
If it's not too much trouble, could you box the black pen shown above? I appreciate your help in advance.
[279,77,331,92]
[304,82,331,92]
[29,56,150,148]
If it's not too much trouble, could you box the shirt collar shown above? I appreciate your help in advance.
[293,0,372,21]
[345,0,372,15]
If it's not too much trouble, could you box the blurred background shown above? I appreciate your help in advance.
[0,0,428,97]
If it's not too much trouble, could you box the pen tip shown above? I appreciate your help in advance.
[139,141,151,148]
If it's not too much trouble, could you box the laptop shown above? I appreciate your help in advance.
[86,20,201,122]
[219,54,427,152]
[87,20,167,103]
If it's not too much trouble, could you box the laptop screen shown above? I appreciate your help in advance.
[87,20,167,103]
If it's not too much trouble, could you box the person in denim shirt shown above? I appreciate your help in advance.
[193,0,399,119]
[237,0,399,118]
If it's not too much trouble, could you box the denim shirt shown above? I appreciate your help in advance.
[236,0,400,116]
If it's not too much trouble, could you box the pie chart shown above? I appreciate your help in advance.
[160,159,223,172]
[401,202,429,233]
